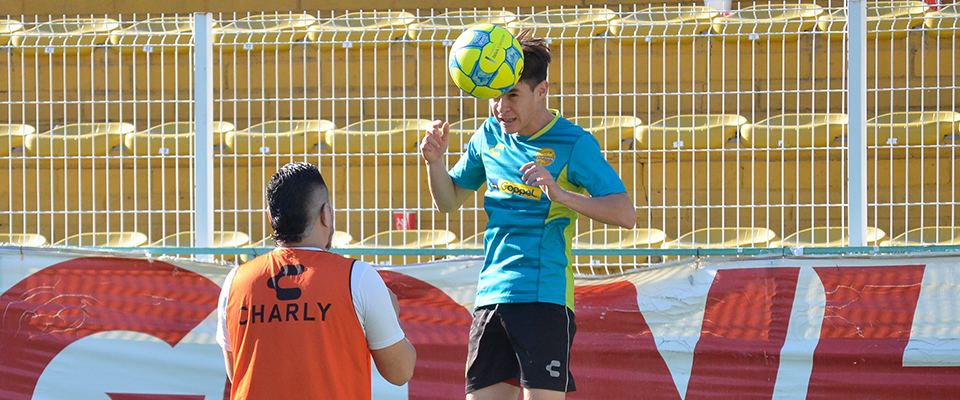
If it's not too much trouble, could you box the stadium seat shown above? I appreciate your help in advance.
[609,6,718,42]
[569,115,643,150]
[407,10,518,42]
[711,4,823,41]
[0,19,23,45]
[124,121,235,156]
[924,4,960,37]
[573,228,667,273]
[512,7,617,41]
[740,113,848,148]
[772,226,887,247]
[638,114,746,150]
[348,229,457,265]
[54,232,149,247]
[817,1,928,40]
[225,119,334,155]
[866,111,960,146]
[308,11,416,48]
[0,123,35,157]
[151,231,251,247]
[448,231,485,249]
[215,13,317,51]
[0,233,48,246]
[447,117,487,153]
[661,227,778,259]
[324,118,431,154]
[24,122,136,157]
[11,18,120,54]
[109,16,202,53]
[884,226,960,246]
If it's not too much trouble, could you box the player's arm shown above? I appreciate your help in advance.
[370,291,416,385]
[223,349,235,382]
[521,161,637,228]
[420,119,473,212]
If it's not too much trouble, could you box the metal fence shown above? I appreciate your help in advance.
[0,2,958,273]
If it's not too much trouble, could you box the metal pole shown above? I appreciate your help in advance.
[194,12,214,260]
[847,0,868,247]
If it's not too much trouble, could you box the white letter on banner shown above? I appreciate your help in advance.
[903,262,960,367]
[771,265,826,400]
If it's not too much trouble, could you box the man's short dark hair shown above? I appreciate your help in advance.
[516,30,552,88]
[266,162,328,245]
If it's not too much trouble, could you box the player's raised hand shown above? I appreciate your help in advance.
[520,161,565,202]
[420,120,450,164]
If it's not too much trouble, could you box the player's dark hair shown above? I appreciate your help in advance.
[516,30,551,88]
[266,162,328,245]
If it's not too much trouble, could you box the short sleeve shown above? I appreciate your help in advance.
[216,266,239,350]
[351,261,406,350]
[566,134,626,197]
[448,119,489,191]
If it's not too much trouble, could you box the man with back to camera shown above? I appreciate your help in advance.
[420,31,637,400]
[216,161,417,399]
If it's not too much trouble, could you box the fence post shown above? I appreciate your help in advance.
[847,0,868,247]
[194,12,214,260]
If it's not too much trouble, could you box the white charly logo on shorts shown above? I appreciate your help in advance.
[546,360,561,378]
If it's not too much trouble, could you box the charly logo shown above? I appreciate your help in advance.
[535,148,555,166]
[488,144,505,157]
[488,178,542,200]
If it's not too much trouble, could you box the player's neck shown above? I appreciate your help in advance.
[517,107,554,137]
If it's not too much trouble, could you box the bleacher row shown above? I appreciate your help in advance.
[2,111,959,158]
[0,2,958,55]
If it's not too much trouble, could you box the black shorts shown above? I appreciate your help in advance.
[465,302,577,394]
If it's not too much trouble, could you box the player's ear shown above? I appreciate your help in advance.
[536,80,549,99]
[319,203,333,228]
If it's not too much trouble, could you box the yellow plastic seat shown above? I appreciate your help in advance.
[662,227,778,250]
[151,230,251,247]
[309,11,416,48]
[639,114,746,150]
[124,121,235,156]
[109,17,204,53]
[448,231,485,249]
[817,1,928,40]
[512,7,617,41]
[866,111,960,146]
[574,228,667,273]
[609,6,718,42]
[0,19,24,45]
[712,4,823,41]
[925,4,960,37]
[349,229,457,265]
[25,122,136,157]
[407,10,518,42]
[55,232,149,247]
[0,233,48,246]
[569,115,643,150]
[0,123,36,156]
[324,119,431,154]
[447,117,488,153]
[216,13,317,51]
[886,226,960,246]
[773,227,887,247]
[226,119,334,155]
[11,18,120,54]
[741,113,848,148]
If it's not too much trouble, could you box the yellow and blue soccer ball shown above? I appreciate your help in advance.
[448,24,524,99]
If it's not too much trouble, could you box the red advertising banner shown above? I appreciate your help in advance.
[2,246,960,399]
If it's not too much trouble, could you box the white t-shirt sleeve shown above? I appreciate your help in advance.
[351,261,407,350]
[216,266,239,350]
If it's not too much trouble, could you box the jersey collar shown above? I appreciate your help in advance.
[524,109,561,141]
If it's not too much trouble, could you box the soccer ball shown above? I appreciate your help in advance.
[448,24,525,99]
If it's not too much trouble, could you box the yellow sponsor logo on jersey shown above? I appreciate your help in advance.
[489,178,542,200]
[535,148,555,166]
[488,144,505,157]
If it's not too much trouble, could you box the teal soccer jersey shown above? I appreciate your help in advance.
[448,111,627,309]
